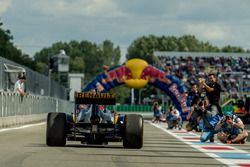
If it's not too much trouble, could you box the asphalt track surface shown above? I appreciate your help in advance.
[0,121,249,167]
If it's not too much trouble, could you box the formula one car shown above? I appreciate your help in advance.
[46,92,143,148]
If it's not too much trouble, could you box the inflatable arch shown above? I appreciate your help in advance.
[82,58,189,115]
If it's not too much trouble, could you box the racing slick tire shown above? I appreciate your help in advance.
[123,114,143,149]
[46,112,66,146]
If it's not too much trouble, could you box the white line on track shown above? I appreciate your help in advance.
[148,121,250,167]
[0,122,45,133]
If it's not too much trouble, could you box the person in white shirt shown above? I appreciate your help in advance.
[14,75,27,96]
[167,105,182,130]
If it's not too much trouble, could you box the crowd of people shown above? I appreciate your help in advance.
[157,55,250,94]
[152,72,249,144]
[151,102,182,130]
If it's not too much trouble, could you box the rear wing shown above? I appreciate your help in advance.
[74,92,116,105]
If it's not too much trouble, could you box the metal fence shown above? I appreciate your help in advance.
[0,56,68,99]
[0,91,73,128]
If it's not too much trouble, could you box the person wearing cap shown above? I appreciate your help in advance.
[14,75,27,96]
[198,96,221,142]
[215,111,248,144]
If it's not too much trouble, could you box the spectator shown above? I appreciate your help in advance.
[14,75,27,96]
[187,83,200,107]
[152,102,161,123]
[245,96,250,117]
[167,105,182,130]
[186,83,201,132]
[158,55,250,95]
[215,111,248,144]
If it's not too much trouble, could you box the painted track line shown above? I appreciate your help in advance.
[0,122,45,132]
[148,121,250,167]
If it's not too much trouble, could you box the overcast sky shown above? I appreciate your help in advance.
[1,0,250,62]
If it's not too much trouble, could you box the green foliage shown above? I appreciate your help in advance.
[0,19,36,70]
[70,56,85,73]
[126,34,223,64]
[111,86,131,104]
[35,62,47,74]
[221,45,245,53]
[33,40,121,84]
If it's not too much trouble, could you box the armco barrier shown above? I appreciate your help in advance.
[0,91,73,128]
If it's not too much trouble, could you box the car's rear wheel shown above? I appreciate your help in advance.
[46,112,66,146]
[123,114,143,149]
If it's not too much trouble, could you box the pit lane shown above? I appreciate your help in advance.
[0,119,249,167]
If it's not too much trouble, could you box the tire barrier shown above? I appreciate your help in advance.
[0,91,73,128]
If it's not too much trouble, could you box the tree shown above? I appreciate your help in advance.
[70,56,85,73]
[0,19,36,70]
[33,39,123,101]
[127,35,156,64]
[126,34,229,64]
[222,45,245,53]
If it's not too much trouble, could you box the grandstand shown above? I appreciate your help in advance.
[154,51,250,99]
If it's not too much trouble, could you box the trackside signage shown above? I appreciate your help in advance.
[75,92,115,99]
[74,92,116,105]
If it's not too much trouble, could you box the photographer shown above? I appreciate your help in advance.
[167,105,182,130]
[199,73,222,116]
[215,111,248,144]
[198,96,222,142]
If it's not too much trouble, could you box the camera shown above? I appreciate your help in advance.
[198,78,205,83]
[198,100,204,107]
[223,115,232,123]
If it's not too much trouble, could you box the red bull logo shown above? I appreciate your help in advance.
[82,58,188,114]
